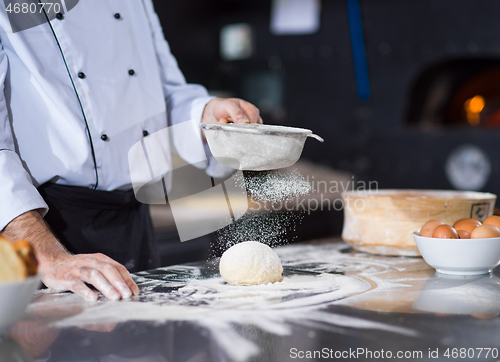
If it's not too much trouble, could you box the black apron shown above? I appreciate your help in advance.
[38,183,160,273]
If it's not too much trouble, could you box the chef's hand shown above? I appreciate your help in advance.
[201,97,263,125]
[41,252,139,301]
[3,210,139,301]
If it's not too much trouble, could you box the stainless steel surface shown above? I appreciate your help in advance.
[201,123,323,171]
[5,239,500,361]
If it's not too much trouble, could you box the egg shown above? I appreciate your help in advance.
[457,229,471,239]
[453,218,482,228]
[432,224,459,239]
[483,215,500,230]
[420,219,444,237]
[454,222,478,234]
[471,224,500,239]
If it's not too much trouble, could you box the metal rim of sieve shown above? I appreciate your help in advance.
[200,123,313,137]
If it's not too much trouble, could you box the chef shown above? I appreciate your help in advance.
[0,0,261,301]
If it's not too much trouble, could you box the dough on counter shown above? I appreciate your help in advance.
[219,241,283,285]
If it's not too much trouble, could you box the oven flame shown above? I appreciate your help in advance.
[464,95,485,126]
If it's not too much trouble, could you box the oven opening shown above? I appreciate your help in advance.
[406,59,500,129]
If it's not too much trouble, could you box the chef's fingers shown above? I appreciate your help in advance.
[236,99,261,124]
[87,253,139,297]
[221,100,250,124]
[69,277,99,301]
[95,264,134,299]
[223,99,261,124]
[214,99,261,124]
[202,98,262,125]
[108,261,140,297]
[80,267,121,301]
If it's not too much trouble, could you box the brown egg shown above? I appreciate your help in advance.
[483,215,500,230]
[470,224,500,239]
[453,218,482,228]
[457,229,471,239]
[420,219,444,237]
[432,224,459,239]
[454,222,479,234]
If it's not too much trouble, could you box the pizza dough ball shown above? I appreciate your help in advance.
[219,241,283,285]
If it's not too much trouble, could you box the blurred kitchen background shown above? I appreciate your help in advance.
[150,0,500,265]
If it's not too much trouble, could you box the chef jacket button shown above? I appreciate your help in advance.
[101,134,109,141]
[114,13,121,19]
[128,69,135,76]
[56,13,64,20]
[143,130,149,137]
[78,72,86,79]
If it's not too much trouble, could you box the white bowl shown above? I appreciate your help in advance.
[342,189,496,256]
[0,275,41,334]
[413,232,500,275]
[413,273,500,315]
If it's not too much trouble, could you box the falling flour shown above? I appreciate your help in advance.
[214,211,304,258]
[236,169,312,202]
[213,168,311,258]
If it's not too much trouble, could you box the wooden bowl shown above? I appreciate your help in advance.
[341,189,497,256]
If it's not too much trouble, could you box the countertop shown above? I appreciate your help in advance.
[4,238,500,362]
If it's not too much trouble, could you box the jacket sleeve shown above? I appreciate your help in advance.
[142,0,213,167]
[0,41,48,230]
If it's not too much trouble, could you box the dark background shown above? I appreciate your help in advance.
[150,0,500,264]
[153,0,500,195]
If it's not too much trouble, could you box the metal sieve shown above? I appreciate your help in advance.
[200,123,324,171]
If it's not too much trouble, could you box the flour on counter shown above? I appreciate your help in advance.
[41,242,426,362]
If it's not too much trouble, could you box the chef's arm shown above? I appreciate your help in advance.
[3,210,140,301]
[141,1,261,138]
[0,42,137,301]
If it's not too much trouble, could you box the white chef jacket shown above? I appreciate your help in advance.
[0,0,212,230]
